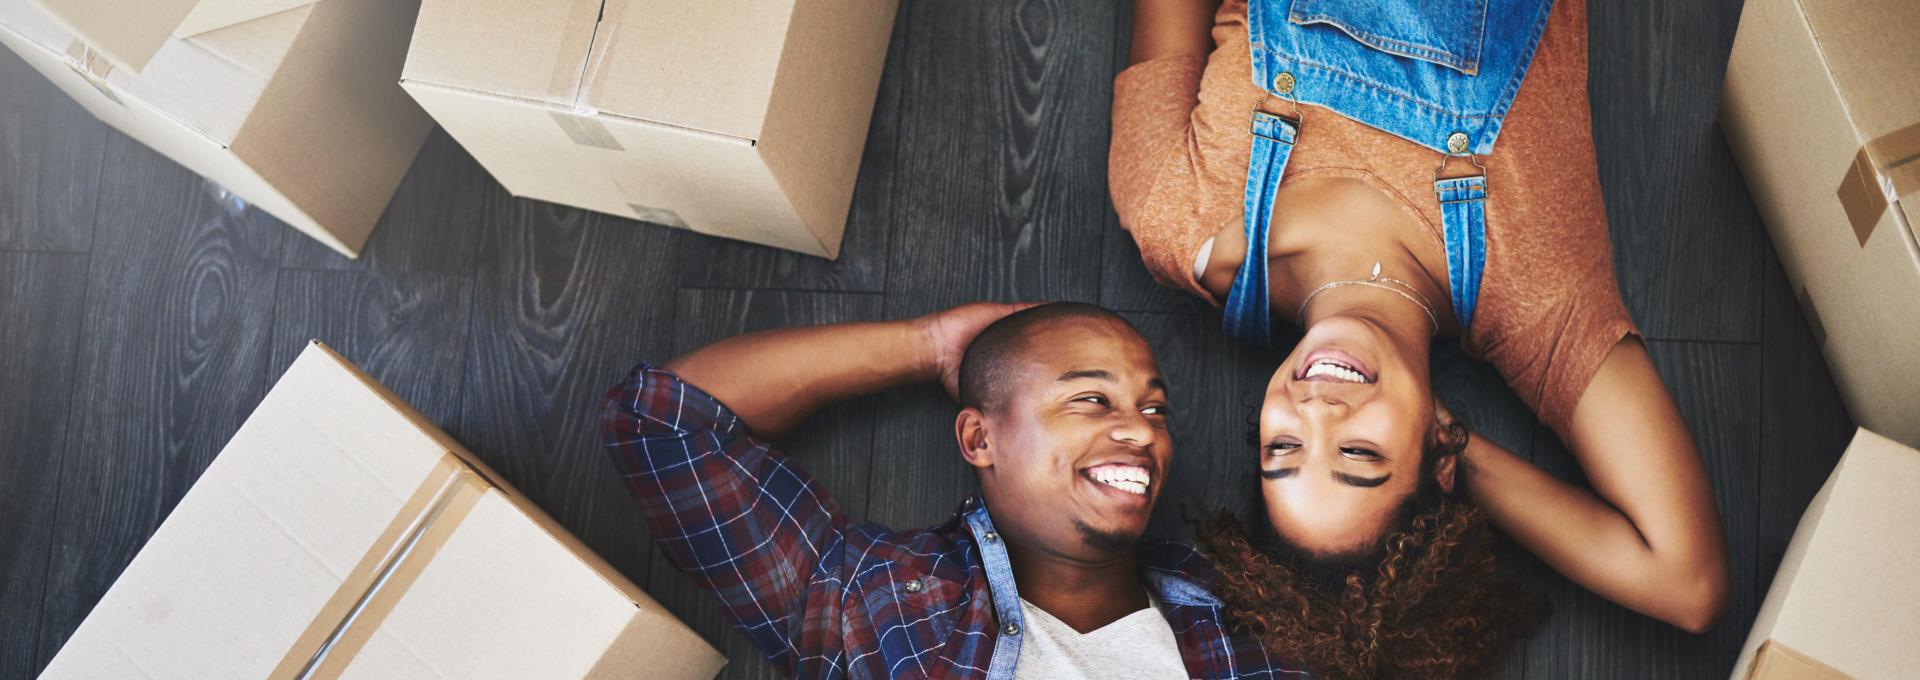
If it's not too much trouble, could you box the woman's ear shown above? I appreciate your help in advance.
[1434,453,1459,494]
[955,408,993,469]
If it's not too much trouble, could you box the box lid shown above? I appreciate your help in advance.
[24,0,318,72]
[38,342,723,679]
[403,0,800,141]
[1730,429,1920,679]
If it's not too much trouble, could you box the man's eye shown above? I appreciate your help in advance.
[1141,404,1170,416]
[1075,395,1109,406]
[1340,447,1381,461]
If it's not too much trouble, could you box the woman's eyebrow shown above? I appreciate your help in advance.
[1259,467,1299,480]
[1333,471,1391,488]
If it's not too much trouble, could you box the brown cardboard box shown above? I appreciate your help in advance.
[1719,0,1920,446]
[1729,429,1920,679]
[38,341,726,679]
[0,0,433,258]
[27,0,319,72]
[399,0,898,259]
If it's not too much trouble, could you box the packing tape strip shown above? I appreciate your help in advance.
[548,0,610,102]
[551,110,625,151]
[268,455,489,679]
[1838,121,1920,246]
[61,40,122,106]
[1744,640,1850,680]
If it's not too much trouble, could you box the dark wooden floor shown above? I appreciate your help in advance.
[0,0,1859,678]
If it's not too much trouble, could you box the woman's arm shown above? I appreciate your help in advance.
[1459,336,1729,632]
[1129,0,1218,65]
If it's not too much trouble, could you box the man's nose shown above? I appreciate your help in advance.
[1111,410,1156,447]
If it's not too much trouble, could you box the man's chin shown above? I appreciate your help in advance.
[1073,518,1145,555]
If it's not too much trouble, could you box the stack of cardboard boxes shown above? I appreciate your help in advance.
[1720,0,1920,676]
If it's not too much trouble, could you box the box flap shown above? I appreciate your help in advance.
[174,0,319,38]
[1731,429,1920,679]
[401,0,602,107]
[37,342,461,679]
[578,0,795,140]
[1801,0,1920,143]
[107,4,310,145]
[26,0,200,71]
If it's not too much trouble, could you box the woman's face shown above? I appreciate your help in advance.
[1257,315,1437,557]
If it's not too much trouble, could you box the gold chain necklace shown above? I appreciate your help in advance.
[1296,262,1440,334]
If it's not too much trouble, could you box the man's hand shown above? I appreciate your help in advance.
[918,302,1040,401]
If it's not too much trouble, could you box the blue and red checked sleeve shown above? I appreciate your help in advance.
[599,364,851,672]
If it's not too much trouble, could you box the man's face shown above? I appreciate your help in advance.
[967,317,1170,562]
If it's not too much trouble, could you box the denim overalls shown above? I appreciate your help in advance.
[1222,0,1558,348]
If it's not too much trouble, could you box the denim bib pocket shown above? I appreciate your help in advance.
[1288,0,1488,75]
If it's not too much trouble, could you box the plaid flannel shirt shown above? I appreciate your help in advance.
[601,364,1308,679]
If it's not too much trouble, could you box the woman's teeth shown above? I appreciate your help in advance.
[1087,465,1150,495]
[1305,359,1369,383]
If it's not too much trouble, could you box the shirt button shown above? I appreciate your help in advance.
[904,579,923,593]
[982,531,998,543]
[1446,131,1470,154]
[1003,622,1021,636]
[1273,72,1296,95]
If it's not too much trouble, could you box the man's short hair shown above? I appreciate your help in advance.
[956,302,1137,412]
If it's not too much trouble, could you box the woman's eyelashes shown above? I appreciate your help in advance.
[1263,440,1381,461]
[1340,447,1382,461]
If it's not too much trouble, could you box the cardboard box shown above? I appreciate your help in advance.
[1729,429,1920,680]
[27,0,319,73]
[39,342,726,679]
[0,0,434,258]
[399,0,898,258]
[1719,0,1920,445]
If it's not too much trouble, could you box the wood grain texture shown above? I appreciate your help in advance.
[277,128,489,275]
[1754,244,1852,593]
[881,0,1120,315]
[268,269,474,426]
[1523,340,1760,679]
[646,289,888,680]
[452,198,680,602]
[34,137,288,664]
[1590,0,1764,343]
[0,253,87,679]
[0,51,106,252]
[670,4,913,293]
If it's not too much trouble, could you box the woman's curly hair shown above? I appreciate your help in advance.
[1199,420,1549,679]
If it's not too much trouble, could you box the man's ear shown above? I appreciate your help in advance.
[1435,452,1459,494]
[955,407,993,469]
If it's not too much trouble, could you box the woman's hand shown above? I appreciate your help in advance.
[918,302,1040,401]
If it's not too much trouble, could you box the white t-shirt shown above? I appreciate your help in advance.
[1012,594,1188,680]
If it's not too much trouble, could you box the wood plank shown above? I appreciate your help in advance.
[0,50,106,252]
[0,253,88,678]
[277,128,488,276]
[1754,243,1853,594]
[878,0,1121,317]
[34,137,288,664]
[1589,0,1763,342]
[1522,340,1759,679]
[267,269,473,426]
[670,5,912,293]
[644,289,887,680]
[453,199,679,603]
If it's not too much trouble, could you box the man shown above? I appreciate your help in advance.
[601,302,1305,678]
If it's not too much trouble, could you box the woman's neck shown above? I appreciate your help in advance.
[1266,177,1455,335]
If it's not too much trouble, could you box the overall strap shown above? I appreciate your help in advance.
[1222,111,1299,348]
[1435,175,1488,330]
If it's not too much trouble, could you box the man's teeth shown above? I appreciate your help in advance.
[1088,465,1150,495]
[1305,359,1368,383]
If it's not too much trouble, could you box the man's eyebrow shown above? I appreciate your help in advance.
[1057,369,1115,383]
[1147,376,1169,394]
[1259,467,1298,480]
[1333,471,1391,488]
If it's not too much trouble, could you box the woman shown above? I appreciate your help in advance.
[1111,0,1730,676]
